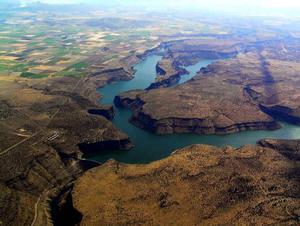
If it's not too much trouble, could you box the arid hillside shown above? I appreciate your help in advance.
[73,139,300,226]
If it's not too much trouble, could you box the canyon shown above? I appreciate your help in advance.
[72,139,300,225]
[116,39,300,136]
[1,5,300,225]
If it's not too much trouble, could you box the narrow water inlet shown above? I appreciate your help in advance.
[87,55,300,164]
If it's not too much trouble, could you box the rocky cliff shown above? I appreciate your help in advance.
[147,58,189,89]
[0,72,133,225]
[114,39,300,135]
[115,74,279,135]
[72,139,300,225]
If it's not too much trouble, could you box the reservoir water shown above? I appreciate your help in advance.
[88,55,300,164]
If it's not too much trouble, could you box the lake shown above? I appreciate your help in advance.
[88,55,300,164]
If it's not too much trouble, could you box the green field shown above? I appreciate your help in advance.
[20,72,48,79]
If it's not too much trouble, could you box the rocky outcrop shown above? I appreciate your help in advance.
[0,140,84,226]
[90,67,133,80]
[130,109,279,135]
[119,74,279,135]
[258,139,300,160]
[47,109,133,155]
[0,74,133,225]
[155,60,168,76]
[116,40,300,135]
[72,140,300,225]
[241,46,300,125]
[260,104,300,125]
[88,105,114,120]
[163,39,240,66]
[136,45,162,60]
[147,57,189,89]
[51,186,83,226]
[78,138,133,154]
[147,69,188,89]
[114,89,145,108]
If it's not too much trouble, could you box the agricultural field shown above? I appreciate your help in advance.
[0,5,234,80]
[1,3,300,226]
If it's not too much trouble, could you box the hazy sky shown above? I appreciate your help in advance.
[25,0,300,7]
[17,0,300,16]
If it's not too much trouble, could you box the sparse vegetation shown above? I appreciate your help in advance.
[20,71,48,79]
[0,4,300,226]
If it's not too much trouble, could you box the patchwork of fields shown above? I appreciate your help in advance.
[0,6,231,80]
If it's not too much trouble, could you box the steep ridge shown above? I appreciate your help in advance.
[0,70,135,225]
[147,57,188,89]
[246,40,300,124]
[0,140,81,226]
[72,139,300,225]
[115,39,300,135]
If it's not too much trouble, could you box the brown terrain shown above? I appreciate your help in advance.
[0,62,138,226]
[115,38,300,135]
[147,57,188,89]
[1,20,300,226]
[162,39,241,65]
[147,39,242,90]
[72,139,300,226]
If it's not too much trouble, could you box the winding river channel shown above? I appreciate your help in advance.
[89,55,300,164]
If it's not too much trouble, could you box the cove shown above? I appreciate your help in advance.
[89,55,300,164]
